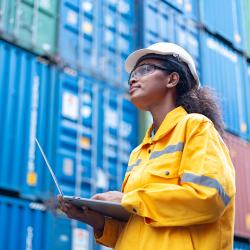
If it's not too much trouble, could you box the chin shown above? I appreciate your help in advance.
[130,96,148,110]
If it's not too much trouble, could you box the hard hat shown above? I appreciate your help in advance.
[125,42,200,86]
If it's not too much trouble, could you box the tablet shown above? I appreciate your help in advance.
[63,196,130,222]
[35,138,130,222]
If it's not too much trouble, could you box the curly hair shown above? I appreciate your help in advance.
[136,54,225,136]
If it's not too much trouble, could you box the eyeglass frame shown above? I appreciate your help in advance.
[128,63,170,85]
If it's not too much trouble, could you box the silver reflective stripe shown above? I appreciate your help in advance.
[150,142,184,160]
[127,159,142,172]
[181,173,231,206]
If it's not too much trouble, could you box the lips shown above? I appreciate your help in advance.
[129,85,140,94]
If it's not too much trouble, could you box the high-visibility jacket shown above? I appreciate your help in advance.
[96,106,235,250]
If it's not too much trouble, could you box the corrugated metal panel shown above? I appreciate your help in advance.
[52,72,138,196]
[165,0,199,20]
[98,0,135,85]
[199,0,244,51]
[58,0,97,71]
[184,0,199,20]
[0,195,49,250]
[242,0,250,57]
[98,85,138,192]
[234,239,250,250]
[225,132,250,239]
[0,40,139,199]
[0,0,58,56]
[0,40,55,199]
[58,0,135,86]
[47,212,99,250]
[141,0,200,74]
[0,195,98,250]
[53,71,99,197]
[200,32,249,140]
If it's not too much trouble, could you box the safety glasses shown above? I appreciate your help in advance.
[128,63,169,85]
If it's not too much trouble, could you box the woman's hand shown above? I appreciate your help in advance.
[92,191,124,203]
[57,195,105,237]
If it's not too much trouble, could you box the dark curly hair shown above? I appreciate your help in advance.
[136,53,225,136]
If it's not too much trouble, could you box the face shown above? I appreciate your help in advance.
[128,58,175,110]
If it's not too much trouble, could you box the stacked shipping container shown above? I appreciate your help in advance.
[225,133,250,240]
[198,1,250,246]
[58,0,134,85]
[0,195,100,250]
[136,0,250,248]
[1,0,250,249]
[0,0,58,56]
[0,0,138,249]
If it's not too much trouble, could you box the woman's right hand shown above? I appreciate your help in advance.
[57,195,105,237]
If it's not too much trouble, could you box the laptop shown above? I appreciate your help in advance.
[35,138,130,222]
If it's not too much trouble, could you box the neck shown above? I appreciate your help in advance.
[149,95,176,132]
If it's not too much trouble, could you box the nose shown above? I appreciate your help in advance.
[128,76,138,86]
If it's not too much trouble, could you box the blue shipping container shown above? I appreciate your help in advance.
[200,0,245,51]
[52,71,138,197]
[0,195,50,250]
[0,40,139,199]
[0,195,99,250]
[164,0,199,20]
[0,40,55,199]
[140,0,200,74]
[58,0,135,86]
[234,239,250,250]
[200,32,250,140]
[52,71,100,197]
[98,85,138,191]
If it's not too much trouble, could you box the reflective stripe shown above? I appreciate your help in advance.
[127,159,142,172]
[149,142,184,160]
[181,173,231,206]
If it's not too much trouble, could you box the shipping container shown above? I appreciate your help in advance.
[0,40,139,199]
[245,63,250,137]
[98,85,138,191]
[52,71,100,197]
[234,238,250,250]
[200,32,250,140]
[58,0,135,86]
[0,0,58,56]
[0,40,56,199]
[51,70,138,197]
[0,195,99,250]
[225,132,250,239]
[0,195,50,250]
[241,0,250,57]
[199,0,245,51]
[139,0,200,74]
[164,0,199,20]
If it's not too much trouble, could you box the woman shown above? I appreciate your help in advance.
[59,42,235,250]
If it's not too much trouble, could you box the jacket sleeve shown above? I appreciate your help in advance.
[121,120,236,227]
[95,217,126,248]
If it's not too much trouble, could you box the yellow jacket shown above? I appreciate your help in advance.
[96,106,235,250]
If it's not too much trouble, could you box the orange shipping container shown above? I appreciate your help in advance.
[225,132,250,239]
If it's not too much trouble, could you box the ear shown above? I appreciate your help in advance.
[166,72,179,88]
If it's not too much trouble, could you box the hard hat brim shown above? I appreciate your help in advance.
[125,48,170,73]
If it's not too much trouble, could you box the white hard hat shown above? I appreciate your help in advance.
[125,42,200,86]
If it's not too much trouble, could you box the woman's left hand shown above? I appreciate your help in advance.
[92,191,124,203]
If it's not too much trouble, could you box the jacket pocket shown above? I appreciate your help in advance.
[143,159,180,185]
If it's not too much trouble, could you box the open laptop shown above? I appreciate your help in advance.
[35,138,130,222]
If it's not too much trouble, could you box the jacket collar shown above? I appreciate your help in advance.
[141,106,188,145]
